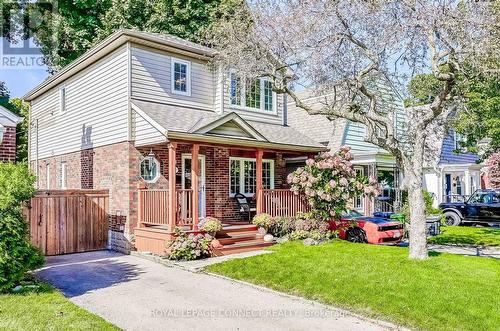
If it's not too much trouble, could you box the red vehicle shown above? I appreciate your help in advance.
[329,210,405,245]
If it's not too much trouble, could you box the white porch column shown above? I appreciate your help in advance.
[464,169,471,196]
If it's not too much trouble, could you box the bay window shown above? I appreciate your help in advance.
[229,73,275,112]
[230,157,274,196]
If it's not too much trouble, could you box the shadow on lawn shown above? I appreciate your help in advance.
[36,252,143,298]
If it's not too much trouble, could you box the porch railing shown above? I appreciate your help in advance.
[138,188,193,227]
[138,189,170,226]
[375,200,394,213]
[177,189,193,226]
[442,194,470,203]
[262,189,311,218]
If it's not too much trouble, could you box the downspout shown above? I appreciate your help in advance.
[283,94,288,126]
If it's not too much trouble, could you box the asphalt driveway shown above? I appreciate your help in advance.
[36,251,401,331]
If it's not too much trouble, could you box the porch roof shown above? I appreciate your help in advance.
[131,99,327,152]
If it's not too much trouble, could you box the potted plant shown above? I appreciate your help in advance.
[200,217,223,236]
[252,213,274,236]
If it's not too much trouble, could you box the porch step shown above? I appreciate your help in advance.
[220,224,258,233]
[212,240,274,256]
[217,233,260,245]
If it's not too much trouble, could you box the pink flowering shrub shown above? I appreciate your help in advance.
[486,152,500,189]
[167,228,213,260]
[288,146,380,220]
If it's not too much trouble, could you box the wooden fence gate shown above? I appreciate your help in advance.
[24,190,109,255]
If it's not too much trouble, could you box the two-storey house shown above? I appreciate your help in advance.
[23,30,325,254]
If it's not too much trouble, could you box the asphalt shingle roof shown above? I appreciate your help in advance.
[132,99,325,150]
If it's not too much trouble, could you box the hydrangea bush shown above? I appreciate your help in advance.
[288,146,380,220]
[167,228,213,261]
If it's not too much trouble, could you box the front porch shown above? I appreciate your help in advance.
[133,141,316,256]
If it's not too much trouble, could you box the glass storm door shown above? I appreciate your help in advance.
[181,154,206,218]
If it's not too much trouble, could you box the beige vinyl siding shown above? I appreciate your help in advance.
[30,45,129,160]
[131,45,214,110]
[222,77,284,125]
[132,110,167,146]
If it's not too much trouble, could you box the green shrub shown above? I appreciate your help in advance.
[269,217,296,237]
[252,213,274,230]
[400,190,442,223]
[0,163,44,293]
[200,217,222,235]
[167,228,213,261]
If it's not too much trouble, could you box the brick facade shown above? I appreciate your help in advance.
[33,141,290,251]
[0,126,16,162]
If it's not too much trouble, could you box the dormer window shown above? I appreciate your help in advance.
[171,58,191,96]
[230,73,275,113]
[59,86,66,113]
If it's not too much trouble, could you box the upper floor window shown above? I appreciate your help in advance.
[454,132,466,151]
[230,73,275,112]
[59,86,66,114]
[171,58,191,96]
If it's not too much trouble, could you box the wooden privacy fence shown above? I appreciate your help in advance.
[262,189,311,218]
[24,190,109,255]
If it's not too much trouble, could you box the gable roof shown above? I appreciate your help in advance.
[0,105,22,126]
[131,99,326,152]
[193,112,267,141]
[23,29,216,101]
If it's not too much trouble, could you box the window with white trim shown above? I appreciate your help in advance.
[171,58,191,95]
[353,167,364,211]
[59,86,66,113]
[60,162,67,189]
[229,157,274,196]
[229,74,275,112]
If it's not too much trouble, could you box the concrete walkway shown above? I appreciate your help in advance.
[36,251,403,331]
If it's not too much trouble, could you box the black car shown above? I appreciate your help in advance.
[439,189,500,226]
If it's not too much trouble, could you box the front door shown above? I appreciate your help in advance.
[181,154,206,218]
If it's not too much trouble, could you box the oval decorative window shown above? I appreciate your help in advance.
[140,154,160,182]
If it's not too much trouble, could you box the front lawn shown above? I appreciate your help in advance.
[0,281,118,330]
[207,241,500,331]
[428,226,500,246]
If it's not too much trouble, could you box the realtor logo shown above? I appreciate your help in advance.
[0,1,57,69]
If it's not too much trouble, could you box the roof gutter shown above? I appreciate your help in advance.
[167,131,327,153]
[23,30,215,101]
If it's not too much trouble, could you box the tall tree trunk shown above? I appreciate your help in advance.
[404,166,428,260]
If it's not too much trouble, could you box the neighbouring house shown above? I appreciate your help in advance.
[23,29,325,255]
[0,105,22,162]
[287,82,407,216]
[422,129,484,207]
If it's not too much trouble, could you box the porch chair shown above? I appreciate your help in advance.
[234,193,256,222]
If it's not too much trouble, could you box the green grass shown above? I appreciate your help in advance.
[207,241,500,331]
[428,226,500,246]
[0,281,119,330]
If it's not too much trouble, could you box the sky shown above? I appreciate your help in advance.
[1,68,49,98]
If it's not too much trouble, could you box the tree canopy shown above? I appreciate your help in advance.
[207,0,498,259]
[27,0,235,70]
[405,63,499,157]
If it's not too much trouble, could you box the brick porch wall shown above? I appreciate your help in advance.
[0,126,16,162]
